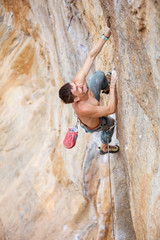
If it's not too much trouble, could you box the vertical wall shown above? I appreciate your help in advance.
[100,0,160,239]
[1,0,159,239]
[0,0,115,239]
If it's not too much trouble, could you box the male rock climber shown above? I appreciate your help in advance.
[59,26,119,154]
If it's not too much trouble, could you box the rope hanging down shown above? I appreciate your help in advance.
[108,142,116,240]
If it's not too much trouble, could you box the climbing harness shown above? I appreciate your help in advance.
[78,117,117,133]
[107,140,116,240]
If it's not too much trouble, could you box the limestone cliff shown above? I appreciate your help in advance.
[102,1,160,239]
[0,0,159,240]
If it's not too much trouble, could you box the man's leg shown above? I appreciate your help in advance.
[101,116,115,142]
[88,71,109,101]
[100,116,119,154]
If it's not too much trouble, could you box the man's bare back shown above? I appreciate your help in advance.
[71,68,117,128]
[72,87,101,129]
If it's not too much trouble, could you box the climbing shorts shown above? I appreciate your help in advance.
[80,71,115,144]
[80,116,115,144]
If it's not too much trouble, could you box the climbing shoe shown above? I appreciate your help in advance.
[102,71,112,95]
[99,145,119,155]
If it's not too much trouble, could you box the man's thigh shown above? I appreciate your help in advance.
[88,71,109,101]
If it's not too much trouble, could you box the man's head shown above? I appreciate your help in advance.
[59,83,75,104]
[59,82,88,104]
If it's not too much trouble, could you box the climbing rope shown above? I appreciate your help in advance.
[105,122,117,133]
[108,142,116,240]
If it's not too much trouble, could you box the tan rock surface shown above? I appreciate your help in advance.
[0,0,114,240]
[101,0,160,239]
[0,0,159,240]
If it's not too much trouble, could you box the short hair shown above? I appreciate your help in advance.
[59,83,75,104]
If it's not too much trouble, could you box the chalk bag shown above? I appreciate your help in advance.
[63,125,78,149]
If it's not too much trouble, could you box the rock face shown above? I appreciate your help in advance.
[0,1,114,240]
[101,1,160,240]
[0,0,159,240]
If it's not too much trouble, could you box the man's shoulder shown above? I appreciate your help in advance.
[72,101,85,114]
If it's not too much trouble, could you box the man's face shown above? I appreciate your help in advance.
[70,82,88,98]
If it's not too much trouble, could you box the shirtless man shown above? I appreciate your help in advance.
[59,27,119,154]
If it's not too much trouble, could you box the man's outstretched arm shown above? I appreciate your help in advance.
[74,27,111,84]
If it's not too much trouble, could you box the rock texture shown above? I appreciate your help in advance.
[100,0,160,239]
[0,0,114,240]
[0,0,159,240]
